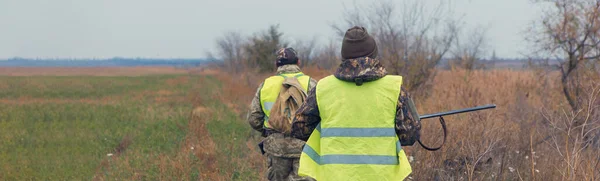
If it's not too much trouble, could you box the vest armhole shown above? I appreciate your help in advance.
[314,76,331,112]
[257,82,264,111]
[306,76,311,92]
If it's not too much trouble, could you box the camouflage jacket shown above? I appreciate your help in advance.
[291,57,421,146]
[247,64,318,136]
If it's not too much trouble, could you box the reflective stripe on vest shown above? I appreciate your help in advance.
[302,124,403,165]
[259,72,310,128]
[298,75,412,181]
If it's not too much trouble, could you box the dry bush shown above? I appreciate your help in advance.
[407,69,544,180]
[449,27,491,70]
[304,39,341,70]
[405,68,600,181]
[400,67,591,181]
[528,0,600,112]
[537,102,600,181]
[210,31,245,73]
[211,25,288,74]
[244,25,287,73]
[299,66,333,80]
[332,0,458,91]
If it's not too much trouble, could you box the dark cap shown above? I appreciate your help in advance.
[276,47,299,66]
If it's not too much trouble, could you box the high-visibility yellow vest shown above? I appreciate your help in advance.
[298,75,412,180]
[260,72,310,128]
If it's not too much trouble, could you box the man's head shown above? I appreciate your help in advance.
[341,26,378,60]
[275,47,300,67]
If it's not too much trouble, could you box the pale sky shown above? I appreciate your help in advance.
[0,0,542,59]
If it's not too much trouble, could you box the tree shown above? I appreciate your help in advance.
[311,38,341,70]
[529,0,600,111]
[450,26,489,70]
[211,31,245,72]
[244,25,287,73]
[292,37,318,67]
[332,0,458,91]
[491,50,498,61]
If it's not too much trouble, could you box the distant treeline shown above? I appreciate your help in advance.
[0,57,210,67]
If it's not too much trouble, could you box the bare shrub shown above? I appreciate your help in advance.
[449,27,491,70]
[211,31,246,73]
[538,85,600,180]
[310,38,340,70]
[331,0,458,91]
[244,25,287,73]
[292,36,319,67]
[528,0,600,111]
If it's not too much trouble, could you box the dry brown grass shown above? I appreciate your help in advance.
[187,107,220,179]
[192,66,599,180]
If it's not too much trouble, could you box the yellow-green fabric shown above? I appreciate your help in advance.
[298,75,412,181]
[260,72,310,128]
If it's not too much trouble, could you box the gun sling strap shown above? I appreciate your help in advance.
[417,116,447,151]
[407,98,447,151]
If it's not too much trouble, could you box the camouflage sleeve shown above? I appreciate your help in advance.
[291,86,320,141]
[247,83,265,134]
[396,88,421,146]
[308,78,318,91]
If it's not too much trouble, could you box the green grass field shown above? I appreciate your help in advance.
[0,75,201,180]
[0,74,265,180]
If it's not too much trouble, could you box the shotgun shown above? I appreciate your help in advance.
[407,99,497,151]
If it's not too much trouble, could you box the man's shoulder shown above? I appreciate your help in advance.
[263,75,284,84]
[313,75,337,86]
[316,75,335,81]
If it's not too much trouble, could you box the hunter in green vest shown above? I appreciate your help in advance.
[291,26,421,180]
[247,48,317,181]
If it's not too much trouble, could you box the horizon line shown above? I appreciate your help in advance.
[0,57,213,60]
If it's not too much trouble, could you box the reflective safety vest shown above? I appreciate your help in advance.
[298,75,412,180]
[259,72,310,128]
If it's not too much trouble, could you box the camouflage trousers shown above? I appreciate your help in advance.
[261,133,315,181]
[266,154,315,181]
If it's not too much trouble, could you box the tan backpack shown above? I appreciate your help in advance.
[268,77,308,135]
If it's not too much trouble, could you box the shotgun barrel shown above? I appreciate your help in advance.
[419,104,497,119]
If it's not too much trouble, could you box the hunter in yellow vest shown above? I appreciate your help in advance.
[291,26,421,180]
[247,48,317,181]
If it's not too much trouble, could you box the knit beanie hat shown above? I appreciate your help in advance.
[341,26,378,59]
